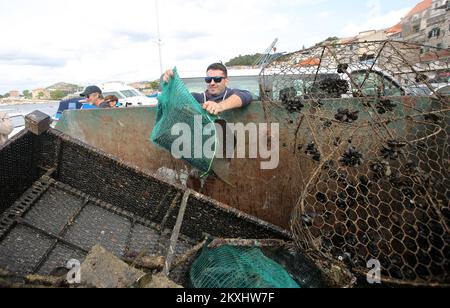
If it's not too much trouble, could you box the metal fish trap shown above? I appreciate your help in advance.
[261,41,449,287]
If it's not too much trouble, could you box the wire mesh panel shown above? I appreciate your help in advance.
[0,132,37,214]
[261,41,449,286]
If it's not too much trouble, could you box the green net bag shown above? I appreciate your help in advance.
[151,67,218,176]
[190,245,300,289]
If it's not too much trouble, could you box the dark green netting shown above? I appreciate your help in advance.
[151,67,217,176]
[189,245,300,288]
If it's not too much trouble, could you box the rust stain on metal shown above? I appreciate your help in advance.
[56,105,313,229]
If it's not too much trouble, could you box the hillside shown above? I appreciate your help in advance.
[46,82,83,93]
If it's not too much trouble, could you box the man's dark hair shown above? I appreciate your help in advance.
[207,63,228,78]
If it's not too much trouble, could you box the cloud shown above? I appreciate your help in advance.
[315,11,332,19]
[0,52,66,67]
[0,0,417,93]
[172,31,210,42]
[174,50,215,62]
[113,30,158,43]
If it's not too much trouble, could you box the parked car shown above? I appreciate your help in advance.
[264,65,412,101]
[406,83,450,97]
[436,84,450,96]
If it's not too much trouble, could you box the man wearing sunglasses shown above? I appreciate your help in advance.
[163,63,253,115]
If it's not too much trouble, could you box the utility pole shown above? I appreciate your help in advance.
[155,0,163,76]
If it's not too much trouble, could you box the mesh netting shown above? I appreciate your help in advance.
[189,245,300,288]
[151,67,217,176]
[261,41,449,287]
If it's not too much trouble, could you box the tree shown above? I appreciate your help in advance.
[149,80,160,90]
[225,54,262,66]
[37,92,45,99]
[23,90,31,99]
[50,90,66,101]
[314,37,340,47]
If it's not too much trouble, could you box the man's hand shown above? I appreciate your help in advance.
[203,101,225,116]
[163,69,174,83]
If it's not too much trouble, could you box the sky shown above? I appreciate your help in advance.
[0,0,420,94]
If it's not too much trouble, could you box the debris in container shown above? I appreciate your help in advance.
[0,269,69,288]
[313,259,356,288]
[80,245,145,288]
[284,98,305,113]
[323,119,333,128]
[335,108,359,123]
[305,142,321,162]
[316,78,349,98]
[380,146,399,160]
[387,140,407,149]
[337,64,349,74]
[424,113,443,124]
[137,272,183,289]
[380,140,406,160]
[316,192,328,204]
[207,238,289,249]
[301,214,314,227]
[124,254,165,271]
[415,73,428,83]
[369,160,387,180]
[340,147,364,167]
[376,98,397,114]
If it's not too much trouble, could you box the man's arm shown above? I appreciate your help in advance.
[202,95,242,115]
[203,90,253,115]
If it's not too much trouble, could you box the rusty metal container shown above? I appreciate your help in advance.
[0,112,296,286]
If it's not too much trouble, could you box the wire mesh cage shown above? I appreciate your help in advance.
[261,40,449,287]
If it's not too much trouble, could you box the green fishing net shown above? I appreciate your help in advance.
[151,67,217,176]
[190,245,300,289]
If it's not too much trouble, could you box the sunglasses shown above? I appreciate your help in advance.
[205,76,226,84]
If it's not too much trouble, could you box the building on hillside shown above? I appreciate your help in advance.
[399,0,433,45]
[32,88,51,100]
[127,82,149,90]
[423,0,449,49]
[9,91,20,98]
[46,83,83,96]
[397,0,449,49]
[386,23,403,40]
[338,29,389,45]
[335,30,391,63]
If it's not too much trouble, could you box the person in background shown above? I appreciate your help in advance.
[0,111,13,146]
[163,63,253,115]
[104,95,120,108]
[54,97,84,120]
[80,86,110,109]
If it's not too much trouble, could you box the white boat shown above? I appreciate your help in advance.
[101,82,157,107]
[7,112,25,139]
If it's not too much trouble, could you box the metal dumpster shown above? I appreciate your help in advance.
[0,112,300,287]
